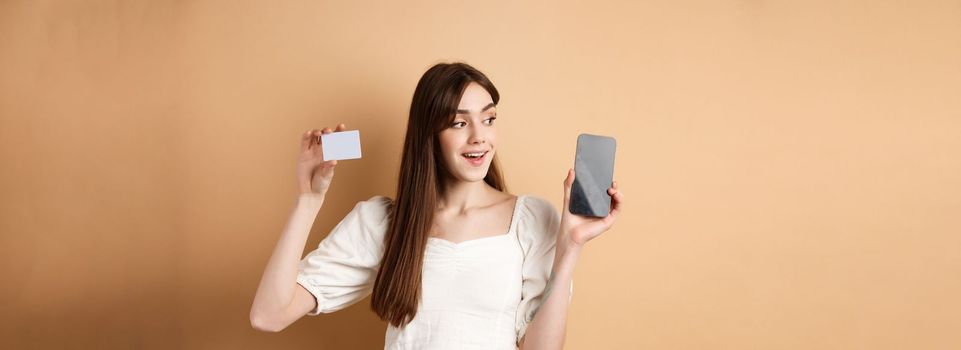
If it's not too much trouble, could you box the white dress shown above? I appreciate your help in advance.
[295,194,572,349]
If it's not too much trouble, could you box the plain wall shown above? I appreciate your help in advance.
[1,0,959,348]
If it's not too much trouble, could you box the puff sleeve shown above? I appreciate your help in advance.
[295,195,392,315]
[514,196,573,343]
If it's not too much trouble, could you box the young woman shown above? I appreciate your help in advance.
[250,62,624,349]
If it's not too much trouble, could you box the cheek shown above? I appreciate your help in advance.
[486,126,498,143]
[438,131,461,158]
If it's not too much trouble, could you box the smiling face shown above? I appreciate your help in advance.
[438,82,499,183]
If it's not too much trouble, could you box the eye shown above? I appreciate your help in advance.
[451,121,467,128]
[484,116,497,125]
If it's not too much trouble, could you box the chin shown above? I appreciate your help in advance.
[460,172,490,183]
[452,166,491,183]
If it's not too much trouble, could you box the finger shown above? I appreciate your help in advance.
[562,168,574,213]
[608,190,623,217]
[312,129,325,147]
[302,129,316,150]
[334,123,346,132]
[603,206,619,228]
[603,213,617,228]
[608,187,624,199]
[318,128,333,145]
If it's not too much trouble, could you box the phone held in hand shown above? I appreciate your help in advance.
[570,133,617,217]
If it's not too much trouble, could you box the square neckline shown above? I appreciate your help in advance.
[427,195,524,247]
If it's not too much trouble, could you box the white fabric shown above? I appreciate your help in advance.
[295,194,569,349]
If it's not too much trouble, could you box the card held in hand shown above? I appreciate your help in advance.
[321,130,362,161]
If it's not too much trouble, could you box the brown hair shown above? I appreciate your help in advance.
[371,62,507,327]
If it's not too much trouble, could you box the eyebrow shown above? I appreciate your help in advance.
[456,102,496,115]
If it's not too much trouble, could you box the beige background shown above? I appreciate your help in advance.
[2,0,960,349]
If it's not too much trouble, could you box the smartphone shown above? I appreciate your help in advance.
[570,134,617,217]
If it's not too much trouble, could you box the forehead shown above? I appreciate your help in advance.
[457,82,494,109]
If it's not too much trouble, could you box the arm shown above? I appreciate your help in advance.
[519,169,624,349]
[517,238,581,349]
[250,125,345,332]
[249,193,325,332]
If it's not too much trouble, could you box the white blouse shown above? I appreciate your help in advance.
[295,194,572,349]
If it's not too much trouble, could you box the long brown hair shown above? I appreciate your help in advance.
[371,62,507,327]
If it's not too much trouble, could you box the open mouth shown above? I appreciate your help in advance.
[461,151,489,166]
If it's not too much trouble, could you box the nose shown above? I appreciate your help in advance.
[467,124,487,145]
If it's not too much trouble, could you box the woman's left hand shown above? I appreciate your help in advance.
[559,168,624,248]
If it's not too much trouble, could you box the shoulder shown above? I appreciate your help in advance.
[352,195,393,224]
[517,195,559,223]
[333,195,393,248]
[354,195,394,217]
[354,195,394,212]
[515,195,561,246]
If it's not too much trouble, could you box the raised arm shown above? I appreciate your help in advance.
[249,124,345,332]
[250,194,326,332]
[519,169,624,349]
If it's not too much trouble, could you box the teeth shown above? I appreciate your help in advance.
[462,151,486,158]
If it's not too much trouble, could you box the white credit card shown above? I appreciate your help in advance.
[321,130,362,161]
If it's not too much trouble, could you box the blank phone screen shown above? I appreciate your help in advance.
[570,134,617,217]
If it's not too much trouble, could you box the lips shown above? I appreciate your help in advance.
[461,150,488,158]
[461,150,489,166]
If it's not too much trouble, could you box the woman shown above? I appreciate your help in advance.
[250,62,624,349]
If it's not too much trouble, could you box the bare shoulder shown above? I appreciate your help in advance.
[478,187,516,209]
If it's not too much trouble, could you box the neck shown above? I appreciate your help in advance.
[438,177,494,213]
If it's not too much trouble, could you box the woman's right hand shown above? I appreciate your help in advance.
[296,124,346,196]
